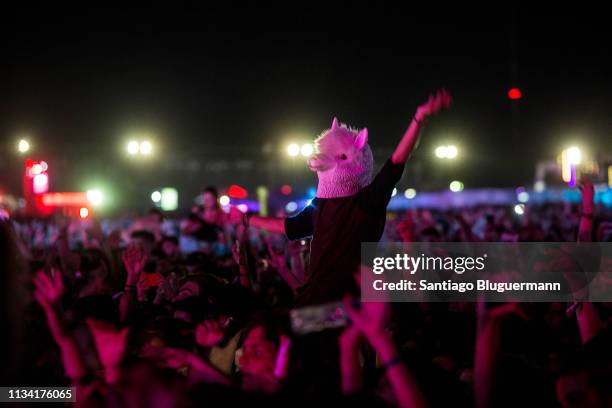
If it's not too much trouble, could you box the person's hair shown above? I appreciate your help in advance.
[131,230,156,244]
[203,186,219,199]
[161,236,179,246]
[242,310,290,348]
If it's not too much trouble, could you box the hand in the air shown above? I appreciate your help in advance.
[122,243,146,284]
[415,89,452,121]
[33,269,65,310]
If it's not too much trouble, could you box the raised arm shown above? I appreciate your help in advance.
[474,302,528,408]
[228,207,286,235]
[572,178,604,344]
[249,216,286,235]
[344,296,429,408]
[33,270,87,383]
[391,89,452,164]
[119,243,146,323]
[577,177,594,243]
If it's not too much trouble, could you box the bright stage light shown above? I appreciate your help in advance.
[33,174,49,194]
[287,143,300,157]
[18,139,30,153]
[127,141,139,155]
[79,207,89,219]
[514,204,525,215]
[139,141,153,155]
[151,191,162,203]
[566,146,581,165]
[446,145,458,159]
[392,188,397,197]
[508,88,522,100]
[404,188,417,199]
[160,188,178,211]
[219,195,230,206]
[300,143,314,157]
[86,189,103,206]
[449,180,464,192]
[435,146,448,158]
[436,145,458,159]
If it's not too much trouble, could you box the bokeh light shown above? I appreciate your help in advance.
[300,143,314,157]
[86,189,103,206]
[219,195,230,206]
[281,184,292,195]
[566,146,581,165]
[127,141,139,155]
[508,87,522,100]
[151,191,162,203]
[31,163,43,175]
[435,146,448,158]
[285,201,298,213]
[287,143,300,157]
[160,188,178,211]
[18,139,30,153]
[449,180,464,192]
[139,141,153,155]
[404,188,417,199]
[446,145,458,159]
[514,204,525,215]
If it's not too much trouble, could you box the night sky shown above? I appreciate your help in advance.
[2,5,611,211]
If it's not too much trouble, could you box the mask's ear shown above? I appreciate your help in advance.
[331,117,340,130]
[355,128,368,150]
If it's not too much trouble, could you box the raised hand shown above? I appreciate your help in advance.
[392,89,452,164]
[33,269,65,310]
[122,242,146,285]
[415,89,452,121]
[343,296,391,347]
[195,319,226,348]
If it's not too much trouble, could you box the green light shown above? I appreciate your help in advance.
[161,188,178,211]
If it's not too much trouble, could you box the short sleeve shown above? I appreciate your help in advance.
[284,203,315,240]
[357,158,405,210]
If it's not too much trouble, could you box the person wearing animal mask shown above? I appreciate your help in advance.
[236,90,452,305]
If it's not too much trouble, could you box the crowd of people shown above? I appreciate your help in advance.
[0,179,611,408]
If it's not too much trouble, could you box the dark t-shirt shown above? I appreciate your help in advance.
[285,158,405,306]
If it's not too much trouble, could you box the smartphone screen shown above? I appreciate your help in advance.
[290,301,347,335]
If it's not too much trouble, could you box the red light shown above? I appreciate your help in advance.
[280,185,292,195]
[227,184,248,199]
[41,192,88,207]
[508,88,522,100]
